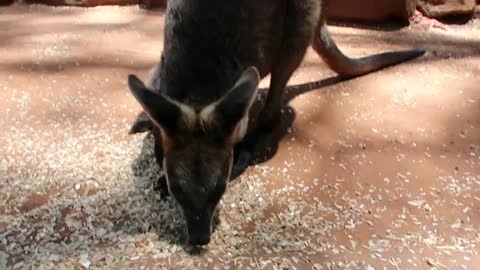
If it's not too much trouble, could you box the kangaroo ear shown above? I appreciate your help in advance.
[212,67,260,135]
[127,74,181,131]
[129,111,153,135]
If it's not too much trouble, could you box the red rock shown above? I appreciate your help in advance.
[326,0,418,22]
[418,0,476,18]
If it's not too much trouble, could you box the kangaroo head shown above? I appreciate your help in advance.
[127,67,260,246]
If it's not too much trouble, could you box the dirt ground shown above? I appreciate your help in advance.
[1,4,480,270]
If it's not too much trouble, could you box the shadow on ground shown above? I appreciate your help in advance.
[2,5,480,268]
[131,73,346,182]
[127,75,347,253]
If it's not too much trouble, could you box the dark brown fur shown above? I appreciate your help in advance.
[127,0,424,246]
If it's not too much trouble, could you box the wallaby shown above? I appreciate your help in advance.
[127,0,425,246]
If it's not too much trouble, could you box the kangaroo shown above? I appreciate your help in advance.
[127,0,424,246]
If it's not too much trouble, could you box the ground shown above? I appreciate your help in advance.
[1,4,480,270]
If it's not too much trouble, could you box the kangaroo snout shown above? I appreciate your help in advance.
[188,232,211,246]
[186,213,215,246]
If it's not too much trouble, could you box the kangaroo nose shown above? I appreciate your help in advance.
[189,234,211,246]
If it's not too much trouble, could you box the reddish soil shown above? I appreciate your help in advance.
[1,4,479,270]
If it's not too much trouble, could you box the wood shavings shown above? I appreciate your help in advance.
[408,199,426,208]
[1,4,480,270]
